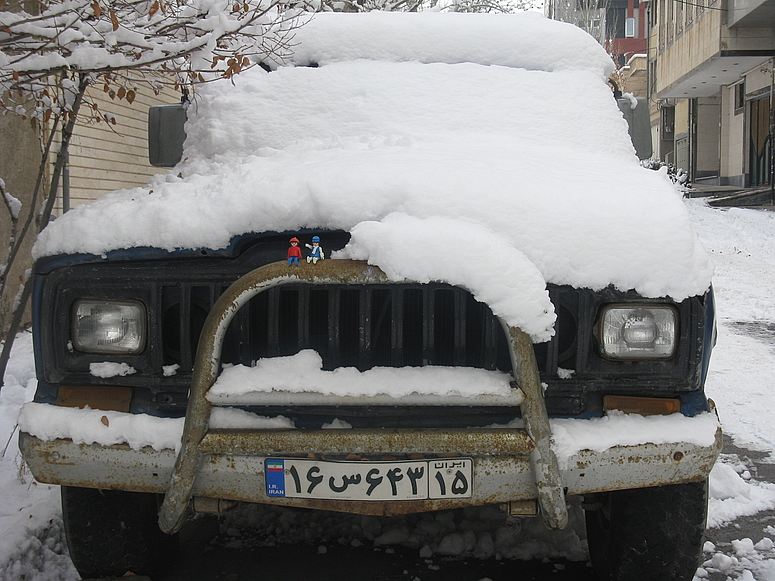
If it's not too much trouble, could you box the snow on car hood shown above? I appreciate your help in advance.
[33,12,713,341]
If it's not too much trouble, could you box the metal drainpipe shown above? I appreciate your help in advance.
[770,58,774,204]
[62,148,70,214]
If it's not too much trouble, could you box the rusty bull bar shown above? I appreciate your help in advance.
[157,260,569,534]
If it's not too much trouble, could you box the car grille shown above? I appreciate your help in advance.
[160,281,579,376]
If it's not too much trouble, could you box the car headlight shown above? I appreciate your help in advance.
[599,304,677,360]
[72,299,146,354]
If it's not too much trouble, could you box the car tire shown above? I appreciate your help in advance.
[585,480,708,581]
[61,486,179,579]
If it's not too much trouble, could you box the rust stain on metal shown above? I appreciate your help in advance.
[199,428,534,457]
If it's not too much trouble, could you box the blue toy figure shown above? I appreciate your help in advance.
[287,237,302,265]
[306,235,325,264]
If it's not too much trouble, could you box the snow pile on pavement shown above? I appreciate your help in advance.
[0,333,78,581]
[215,501,589,563]
[700,537,775,580]
[707,458,775,529]
[34,12,712,342]
[690,202,775,460]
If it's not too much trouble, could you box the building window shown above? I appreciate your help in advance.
[735,82,745,115]
[649,59,658,98]
[625,16,636,37]
[661,105,675,136]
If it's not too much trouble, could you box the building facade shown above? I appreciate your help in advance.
[548,0,775,187]
[649,0,775,186]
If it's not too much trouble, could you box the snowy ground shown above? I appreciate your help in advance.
[3,199,775,580]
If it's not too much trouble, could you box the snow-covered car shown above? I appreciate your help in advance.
[18,12,721,581]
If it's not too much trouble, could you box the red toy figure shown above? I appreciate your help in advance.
[287,237,302,266]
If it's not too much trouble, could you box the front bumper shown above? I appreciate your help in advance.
[24,259,721,535]
[20,424,721,515]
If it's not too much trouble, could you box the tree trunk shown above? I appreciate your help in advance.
[0,73,89,391]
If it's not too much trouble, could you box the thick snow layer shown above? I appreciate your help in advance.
[17,402,294,452]
[33,12,712,341]
[209,349,514,401]
[282,12,615,76]
[550,410,719,470]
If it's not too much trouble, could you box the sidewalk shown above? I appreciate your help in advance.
[688,183,775,210]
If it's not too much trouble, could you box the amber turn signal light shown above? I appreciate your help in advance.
[603,395,681,416]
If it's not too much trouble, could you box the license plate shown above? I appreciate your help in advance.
[265,458,473,501]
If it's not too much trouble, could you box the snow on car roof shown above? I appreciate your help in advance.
[280,11,615,75]
[33,12,713,341]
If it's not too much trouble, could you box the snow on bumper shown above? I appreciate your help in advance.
[19,416,721,516]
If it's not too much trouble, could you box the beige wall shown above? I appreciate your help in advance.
[745,63,774,95]
[53,81,180,215]
[720,83,746,180]
[721,24,775,55]
[675,99,691,136]
[655,8,722,95]
[0,104,42,336]
[696,96,721,177]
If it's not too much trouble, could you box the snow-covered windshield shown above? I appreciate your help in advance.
[33,12,712,341]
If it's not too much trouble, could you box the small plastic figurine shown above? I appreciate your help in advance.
[306,235,325,264]
[287,237,302,266]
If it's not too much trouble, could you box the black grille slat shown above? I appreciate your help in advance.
[483,304,498,370]
[180,284,192,370]
[358,289,372,370]
[328,287,341,366]
[423,289,434,366]
[454,288,466,366]
[391,287,404,367]
[298,286,310,353]
[267,288,280,356]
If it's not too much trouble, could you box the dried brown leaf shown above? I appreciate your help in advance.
[117,86,126,100]
[126,90,135,104]
[109,89,116,99]
[91,1,101,17]
[110,10,119,31]
[149,0,159,16]
[100,415,109,426]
